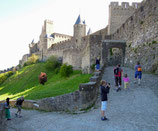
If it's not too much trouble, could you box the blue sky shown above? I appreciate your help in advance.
[0,0,142,70]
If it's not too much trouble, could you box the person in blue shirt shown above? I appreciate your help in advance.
[96,57,100,71]
[134,61,142,85]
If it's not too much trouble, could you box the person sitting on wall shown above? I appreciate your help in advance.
[96,57,100,72]
[15,96,24,118]
[39,72,47,85]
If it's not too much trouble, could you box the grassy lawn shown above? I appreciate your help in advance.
[0,63,92,100]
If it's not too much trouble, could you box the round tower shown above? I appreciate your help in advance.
[73,15,86,46]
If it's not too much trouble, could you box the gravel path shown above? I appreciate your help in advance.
[6,67,158,131]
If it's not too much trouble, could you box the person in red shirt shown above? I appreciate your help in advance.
[114,64,123,92]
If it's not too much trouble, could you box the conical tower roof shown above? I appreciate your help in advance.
[87,28,92,35]
[75,15,83,25]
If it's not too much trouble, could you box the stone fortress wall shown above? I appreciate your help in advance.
[108,2,141,35]
[19,0,158,74]
[111,0,158,73]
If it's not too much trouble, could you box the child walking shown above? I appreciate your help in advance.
[100,80,110,121]
[123,74,130,90]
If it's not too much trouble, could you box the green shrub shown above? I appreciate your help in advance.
[0,74,7,85]
[45,56,61,70]
[152,41,157,44]
[23,62,28,67]
[18,64,21,69]
[28,54,39,64]
[0,71,14,85]
[6,71,13,77]
[60,64,73,77]
[110,48,113,56]
[55,68,60,74]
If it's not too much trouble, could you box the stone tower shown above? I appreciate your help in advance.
[73,15,86,47]
[108,2,140,35]
[39,20,54,52]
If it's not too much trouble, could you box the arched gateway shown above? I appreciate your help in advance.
[101,40,126,66]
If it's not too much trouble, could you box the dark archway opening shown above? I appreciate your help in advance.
[101,40,126,66]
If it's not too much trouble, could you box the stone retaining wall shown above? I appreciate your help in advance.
[0,67,104,113]
[0,103,7,131]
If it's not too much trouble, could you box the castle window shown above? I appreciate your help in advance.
[76,39,78,43]
[135,4,138,8]
[125,4,127,8]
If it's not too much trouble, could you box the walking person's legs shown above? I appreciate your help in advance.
[138,72,142,86]
[5,109,11,120]
[115,77,119,92]
[134,71,138,84]
[124,82,127,89]
[101,101,108,121]
[16,105,22,117]
[118,77,122,90]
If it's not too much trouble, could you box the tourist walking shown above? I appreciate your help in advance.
[5,98,11,120]
[114,64,123,92]
[123,74,130,90]
[134,62,142,86]
[15,96,24,118]
[100,80,110,121]
[96,57,100,71]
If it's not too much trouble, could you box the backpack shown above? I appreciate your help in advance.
[114,68,119,75]
[137,66,142,72]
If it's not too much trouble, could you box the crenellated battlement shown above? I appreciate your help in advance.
[110,2,140,10]
[44,19,53,24]
[108,1,141,35]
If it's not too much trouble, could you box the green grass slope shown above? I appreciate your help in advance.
[0,63,92,100]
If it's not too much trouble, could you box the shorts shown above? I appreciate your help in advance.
[115,76,122,86]
[101,101,107,111]
[135,71,142,79]
[96,64,100,70]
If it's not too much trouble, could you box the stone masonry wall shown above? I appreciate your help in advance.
[108,2,140,35]
[79,26,109,73]
[89,35,102,67]
[111,0,158,74]
[0,103,7,131]
[63,48,82,70]
[37,68,104,112]
[0,68,104,113]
